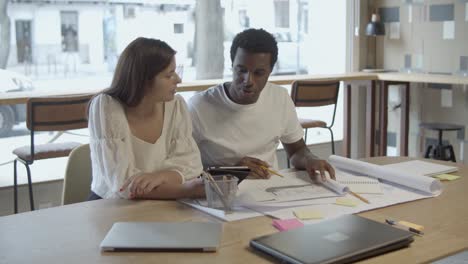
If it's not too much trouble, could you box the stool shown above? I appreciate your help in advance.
[420,123,464,162]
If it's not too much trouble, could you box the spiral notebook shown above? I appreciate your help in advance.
[336,170,383,194]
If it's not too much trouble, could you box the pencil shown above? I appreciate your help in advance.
[260,166,285,178]
[201,172,230,210]
[348,190,370,204]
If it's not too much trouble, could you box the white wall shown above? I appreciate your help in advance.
[34,9,61,45]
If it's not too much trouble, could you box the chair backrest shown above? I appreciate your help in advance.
[26,94,93,132]
[62,143,92,205]
[24,94,93,161]
[290,80,340,107]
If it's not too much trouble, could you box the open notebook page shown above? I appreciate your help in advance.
[335,169,383,194]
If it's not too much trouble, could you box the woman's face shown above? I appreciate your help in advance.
[146,56,181,102]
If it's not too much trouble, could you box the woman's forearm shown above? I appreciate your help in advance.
[137,179,205,200]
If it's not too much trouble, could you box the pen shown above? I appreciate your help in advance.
[348,190,370,204]
[260,166,285,178]
[385,219,424,235]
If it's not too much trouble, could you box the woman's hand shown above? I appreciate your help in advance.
[120,173,167,199]
[184,178,206,198]
[237,156,271,179]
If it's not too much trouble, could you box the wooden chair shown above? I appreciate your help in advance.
[12,94,93,213]
[62,144,92,205]
[290,80,340,154]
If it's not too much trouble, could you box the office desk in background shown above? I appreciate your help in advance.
[0,157,467,263]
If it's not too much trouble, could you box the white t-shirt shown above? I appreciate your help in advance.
[88,94,203,199]
[188,82,303,169]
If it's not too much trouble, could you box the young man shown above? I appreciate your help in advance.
[188,28,335,181]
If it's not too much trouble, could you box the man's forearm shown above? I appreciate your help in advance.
[290,146,319,169]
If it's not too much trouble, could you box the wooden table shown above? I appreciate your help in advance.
[0,157,467,263]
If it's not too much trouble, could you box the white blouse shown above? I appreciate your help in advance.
[88,93,203,199]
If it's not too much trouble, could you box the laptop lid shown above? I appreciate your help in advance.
[100,222,222,252]
[250,215,414,264]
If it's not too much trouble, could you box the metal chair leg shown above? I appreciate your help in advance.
[13,160,18,214]
[14,161,35,213]
[424,145,432,159]
[328,128,335,155]
[447,145,456,162]
[25,163,35,211]
[304,128,308,145]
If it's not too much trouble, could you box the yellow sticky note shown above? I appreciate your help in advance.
[435,174,460,181]
[294,209,323,220]
[335,198,359,207]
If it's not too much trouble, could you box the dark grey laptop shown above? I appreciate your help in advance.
[100,222,222,252]
[250,215,414,264]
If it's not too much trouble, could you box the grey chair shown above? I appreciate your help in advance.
[62,143,92,205]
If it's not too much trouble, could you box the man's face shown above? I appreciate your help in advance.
[227,48,272,105]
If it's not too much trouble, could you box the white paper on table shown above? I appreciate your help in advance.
[267,180,433,221]
[321,179,348,194]
[237,171,339,203]
[443,21,455,40]
[335,170,383,194]
[328,155,443,196]
[383,160,457,177]
[179,199,262,222]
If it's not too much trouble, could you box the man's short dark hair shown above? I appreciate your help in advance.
[230,28,278,69]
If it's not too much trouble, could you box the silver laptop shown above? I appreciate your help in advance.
[100,222,222,252]
[250,215,414,264]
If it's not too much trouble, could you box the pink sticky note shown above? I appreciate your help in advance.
[272,218,304,231]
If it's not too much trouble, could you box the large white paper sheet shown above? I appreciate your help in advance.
[328,155,443,196]
[237,171,340,203]
[267,181,432,222]
[179,199,262,221]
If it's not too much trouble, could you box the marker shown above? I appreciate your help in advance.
[385,219,424,236]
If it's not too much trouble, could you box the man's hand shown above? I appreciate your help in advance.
[305,158,336,182]
[237,156,271,179]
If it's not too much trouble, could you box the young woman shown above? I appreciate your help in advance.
[88,37,204,200]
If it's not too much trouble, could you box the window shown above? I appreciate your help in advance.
[274,0,290,28]
[238,9,250,28]
[2,0,348,139]
[0,0,350,200]
[174,23,184,34]
[60,11,79,52]
[123,6,136,19]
